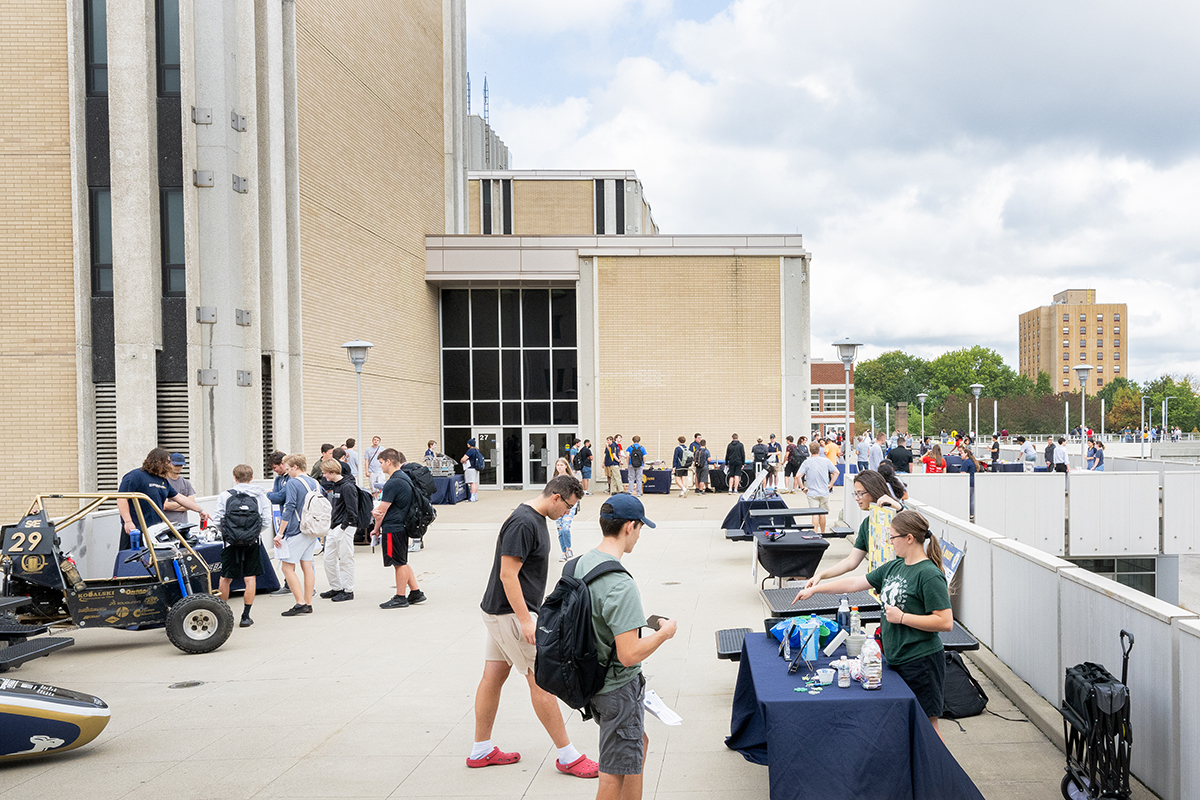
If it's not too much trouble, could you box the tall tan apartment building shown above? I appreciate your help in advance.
[1019,290,1128,393]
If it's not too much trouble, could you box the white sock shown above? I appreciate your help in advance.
[470,740,492,760]
[557,743,582,765]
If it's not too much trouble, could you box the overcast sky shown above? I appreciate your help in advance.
[467,0,1200,383]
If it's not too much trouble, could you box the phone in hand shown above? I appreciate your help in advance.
[646,615,668,631]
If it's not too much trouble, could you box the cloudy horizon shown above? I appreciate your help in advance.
[466,0,1200,384]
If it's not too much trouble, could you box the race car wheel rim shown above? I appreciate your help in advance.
[182,609,217,640]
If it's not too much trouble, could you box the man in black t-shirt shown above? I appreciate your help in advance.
[468,474,598,777]
[886,439,914,473]
[989,435,1000,471]
[371,449,426,609]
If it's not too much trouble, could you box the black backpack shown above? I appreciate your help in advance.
[534,556,630,721]
[629,447,643,468]
[470,449,485,471]
[353,485,374,544]
[222,490,262,546]
[572,449,585,471]
[403,474,437,539]
[942,651,988,719]
[401,462,437,498]
[787,445,804,468]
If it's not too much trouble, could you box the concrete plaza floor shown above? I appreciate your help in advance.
[0,488,1156,799]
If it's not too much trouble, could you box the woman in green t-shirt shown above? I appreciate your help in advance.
[795,509,953,738]
[793,471,901,602]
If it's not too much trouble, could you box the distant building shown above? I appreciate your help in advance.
[1019,290,1127,392]
[466,170,658,236]
[810,360,855,438]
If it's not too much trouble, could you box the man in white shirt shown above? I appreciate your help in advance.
[868,433,886,471]
[1052,437,1070,473]
[798,443,838,534]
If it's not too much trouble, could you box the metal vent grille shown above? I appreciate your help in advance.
[156,382,190,479]
[261,355,274,474]
[95,382,118,490]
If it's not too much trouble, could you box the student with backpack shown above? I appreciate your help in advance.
[672,436,692,497]
[211,464,272,628]
[573,439,593,496]
[273,454,327,617]
[625,436,647,498]
[551,495,676,798]
[372,449,428,609]
[603,436,624,495]
[461,438,484,502]
[783,435,806,494]
[467,474,597,779]
[694,439,711,494]
[317,459,361,602]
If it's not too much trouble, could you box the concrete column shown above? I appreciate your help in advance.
[625,179,641,234]
[255,0,292,453]
[603,180,616,235]
[66,0,97,492]
[107,0,162,472]
[577,256,599,444]
[442,0,467,234]
[781,256,811,439]
[282,0,304,451]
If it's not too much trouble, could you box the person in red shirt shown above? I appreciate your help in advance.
[921,444,946,474]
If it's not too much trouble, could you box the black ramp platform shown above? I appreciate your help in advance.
[761,588,880,617]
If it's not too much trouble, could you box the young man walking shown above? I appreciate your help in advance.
[604,436,625,495]
[365,436,384,496]
[725,434,745,494]
[273,454,320,616]
[467,474,597,779]
[211,464,272,627]
[318,459,359,602]
[798,442,838,534]
[579,495,677,800]
[578,439,594,496]
[625,436,647,497]
[372,449,426,608]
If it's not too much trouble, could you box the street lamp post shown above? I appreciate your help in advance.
[1073,364,1093,465]
[833,338,863,528]
[969,384,984,450]
[916,392,928,443]
[1140,395,1146,458]
[1165,396,1177,442]
[341,340,374,489]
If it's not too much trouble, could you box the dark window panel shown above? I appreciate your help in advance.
[443,403,471,426]
[482,180,492,234]
[525,402,551,425]
[443,427,472,469]
[552,349,577,399]
[442,350,471,400]
[473,403,501,426]
[523,349,551,399]
[441,289,469,347]
[522,289,550,347]
[614,178,625,235]
[551,289,576,347]
[156,0,181,96]
[471,289,499,347]
[156,98,183,186]
[500,289,521,347]
[161,188,185,296]
[85,96,110,185]
[553,402,579,426]
[503,428,523,484]
[472,349,500,399]
[502,179,513,234]
[90,188,113,297]
[503,402,522,425]
[85,0,107,95]
[595,179,604,234]
[502,350,521,399]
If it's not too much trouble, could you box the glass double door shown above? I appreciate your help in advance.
[475,428,576,489]
[472,430,501,490]
[524,429,577,489]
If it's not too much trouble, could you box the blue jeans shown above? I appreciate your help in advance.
[557,518,572,552]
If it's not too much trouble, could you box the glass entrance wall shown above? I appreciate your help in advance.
[442,287,578,484]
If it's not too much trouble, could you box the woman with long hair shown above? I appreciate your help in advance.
[553,457,579,560]
[797,470,902,594]
[796,509,953,739]
[877,461,909,500]
[921,443,946,474]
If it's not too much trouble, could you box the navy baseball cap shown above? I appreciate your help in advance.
[169,452,187,466]
[600,495,656,528]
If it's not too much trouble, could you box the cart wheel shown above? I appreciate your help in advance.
[165,594,234,654]
[1061,772,1090,800]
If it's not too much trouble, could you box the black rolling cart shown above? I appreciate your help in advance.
[1059,630,1135,799]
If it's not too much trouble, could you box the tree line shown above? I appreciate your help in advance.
[852,347,1199,435]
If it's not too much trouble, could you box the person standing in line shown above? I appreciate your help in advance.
[1044,438,1056,470]
[577,439,594,496]
[462,438,483,502]
[1092,441,1105,471]
[689,433,703,461]
[626,436,647,497]
[578,495,677,800]
[765,434,782,490]
[868,432,886,472]
[725,434,746,494]
[161,452,197,528]
[989,435,1000,471]
[317,459,359,602]
[1086,439,1097,471]
[365,436,384,496]
[273,454,320,617]
[552,457,579,560]
[782,435,800,494]
[797,442,838,534]
[886,436,913,473]
[672,436,692,498]
[604,436,625,495]
[856,434,871,476]
[343,438,361,480]
[695,439,711,494]
[466,474,598,779]
[1053,437,1070,473]
[372,449,427,608]
[751,437,769,477]
[265,451,293,596]
[211,464,272,628]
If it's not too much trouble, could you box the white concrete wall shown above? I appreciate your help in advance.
[1068,472,1159,556]
[974,472,1066,555]
[1179,619,1200,800]
[902,473,970,520]
[1162,471,1200,555]
[914,501,1000,649]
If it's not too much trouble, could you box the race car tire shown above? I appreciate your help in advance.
[165,594,234,654]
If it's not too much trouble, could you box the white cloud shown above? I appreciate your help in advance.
[477,0,1200,381]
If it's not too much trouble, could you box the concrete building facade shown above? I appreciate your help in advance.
[810,359,856,438]
[1019,289,1128,393]
[467,170,658,237]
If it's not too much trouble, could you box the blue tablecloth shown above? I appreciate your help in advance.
[432,475,466,504]
[619,469,672,494]
[726,633,983,800]
[721,497,790,534]
[114,542,281,594]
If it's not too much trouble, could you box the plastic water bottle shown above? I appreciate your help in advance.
[836,595,850,633]
[850,606,861,636]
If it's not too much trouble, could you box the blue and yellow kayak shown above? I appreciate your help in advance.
[0,678,109,761]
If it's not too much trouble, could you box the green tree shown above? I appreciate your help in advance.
[928,346,1030,401]
[1107,386,1141,432]
[1141,374,1200,433]
[1035,371,1053,396]
[853,351,932,406]
[1095,376,1137,407]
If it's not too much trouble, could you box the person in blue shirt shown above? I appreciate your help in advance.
[461,438,483,502]
[116,448,208,549]
[273,454,321,616]
[625,436,648,498]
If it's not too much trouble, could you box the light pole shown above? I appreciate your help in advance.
[969,384,984,448]
[833,338,862,526]
[916,392,928,443]
[1140,394,1146,458]
[1165,396,1177,442]
[341,340,374,488]
[1073,364,1093,465]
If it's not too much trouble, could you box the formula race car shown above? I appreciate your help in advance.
[1,493,234,671]
[0,677,110,761]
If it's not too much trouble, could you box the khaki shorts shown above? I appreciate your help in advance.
[807,495,830,511]
[482,609,537,675]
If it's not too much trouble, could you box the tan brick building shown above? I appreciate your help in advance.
[467,170,658,236]
[1019,289,1128,393]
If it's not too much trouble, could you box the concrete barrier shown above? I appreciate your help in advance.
[1162,471,1200,555]
[1067,472,1159,556]
[1178,619,1200,800]
[974,472,1066,555]
[902,472,970,520]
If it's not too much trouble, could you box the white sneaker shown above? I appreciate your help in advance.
[559,553,568,561]
[583,491,592,496]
